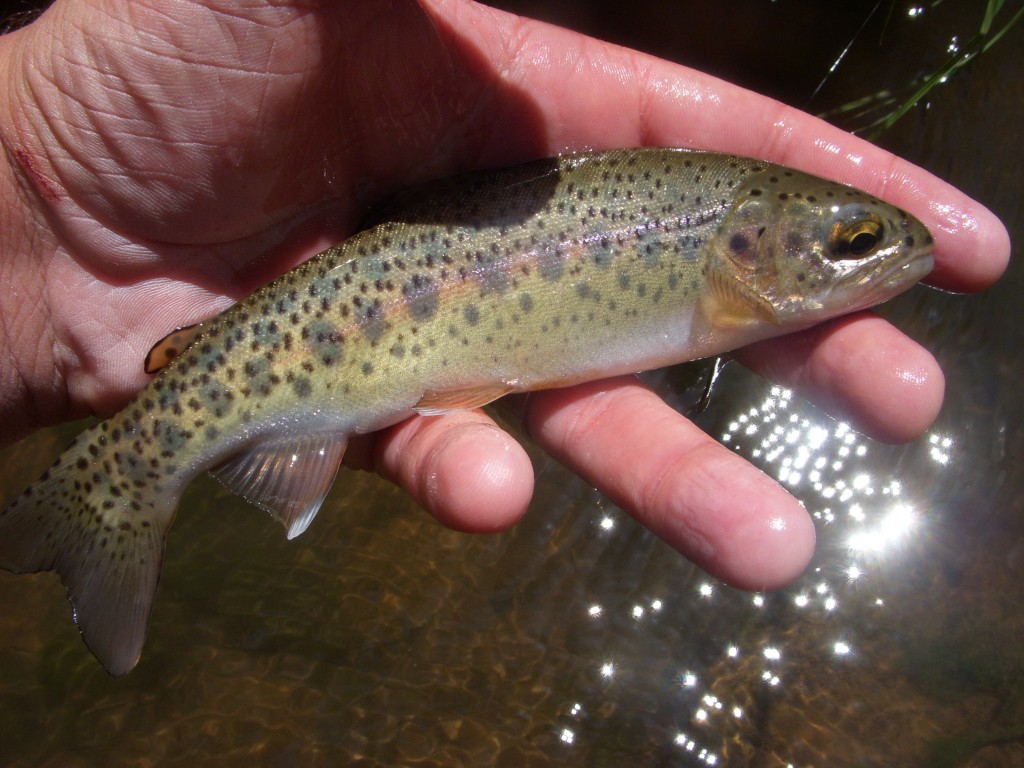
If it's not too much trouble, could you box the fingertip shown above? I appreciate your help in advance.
[927,198,1011,293]
[812,316,945,444]
[868,345,945,444]
[708,483,817,591]
[651,447,817,591]
[374,412,534,533]
[422,421,535,533]
[738,314,946,444]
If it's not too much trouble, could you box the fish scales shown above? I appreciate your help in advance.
[0,148,934,674]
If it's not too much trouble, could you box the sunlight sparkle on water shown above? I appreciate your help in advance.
[847,503,919,553]
[675,732,696,749]
[703,693,724,711]
[761,671,781,687]
[928,433,953,465]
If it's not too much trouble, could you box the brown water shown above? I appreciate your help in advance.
[1,3,1022,766]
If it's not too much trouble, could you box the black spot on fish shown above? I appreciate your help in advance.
[405,275,439,321]
[293,377,312,398]
[306,320,345,363]
[464,304,480,325]
[729,233,750,254]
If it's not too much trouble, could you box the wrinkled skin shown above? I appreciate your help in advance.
[0,0,1009,590]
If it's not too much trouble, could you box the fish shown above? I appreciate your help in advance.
[0,148,934,675]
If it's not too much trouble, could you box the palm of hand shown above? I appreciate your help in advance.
[11,1,514,409]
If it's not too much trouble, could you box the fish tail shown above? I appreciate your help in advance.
[0,432,176,676]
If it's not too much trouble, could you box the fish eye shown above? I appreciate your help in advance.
[828,209,885,259]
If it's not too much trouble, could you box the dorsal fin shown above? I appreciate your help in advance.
[413,383,515,416]
[209,434,347,539]
[144,322,205,374]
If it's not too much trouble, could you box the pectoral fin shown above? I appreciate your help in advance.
[414,384,515,416]
[703,270,778,327]
[210,435,347,539]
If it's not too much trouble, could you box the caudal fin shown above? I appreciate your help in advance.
[0,432,175,676]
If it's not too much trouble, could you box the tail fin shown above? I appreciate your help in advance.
[0,433,175,676]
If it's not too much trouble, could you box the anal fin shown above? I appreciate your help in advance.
[210,434,347,539]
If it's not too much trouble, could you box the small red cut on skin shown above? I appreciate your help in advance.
[13,147,61,201]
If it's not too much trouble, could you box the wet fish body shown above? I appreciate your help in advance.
[0,149,933,674]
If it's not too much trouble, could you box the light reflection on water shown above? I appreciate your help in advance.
[529,365,1018,767]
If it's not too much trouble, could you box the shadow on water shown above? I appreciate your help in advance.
[1,2,1022,766]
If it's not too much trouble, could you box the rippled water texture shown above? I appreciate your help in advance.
[1,3,1021,766]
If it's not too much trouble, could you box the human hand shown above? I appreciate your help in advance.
[0,0,1009,590]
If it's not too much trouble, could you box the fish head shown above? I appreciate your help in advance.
[703,166,934,329]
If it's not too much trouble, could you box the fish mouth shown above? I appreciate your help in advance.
[831,246,934,316]
[878,251,934,293]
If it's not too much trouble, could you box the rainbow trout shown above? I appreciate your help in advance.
[0,149,933,674]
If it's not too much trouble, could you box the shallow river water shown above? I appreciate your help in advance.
[0,2,1021,766]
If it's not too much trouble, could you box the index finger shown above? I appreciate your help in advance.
[436,1,1010,291]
